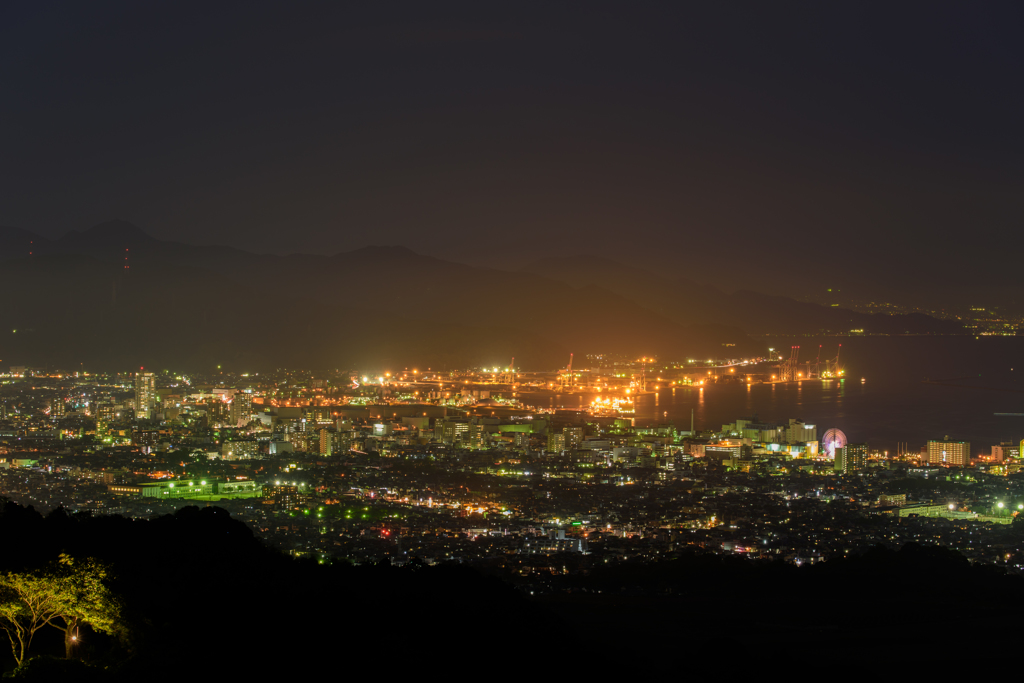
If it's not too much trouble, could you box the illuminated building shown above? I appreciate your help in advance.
[705,441,745,466]
[133,429,159,450]
[262,484,309,509]
[523,532,587,554]
[222,440,258,459]
[835,443,867,474]
[110,479,261,500]
[288,432,309,452]
[548,433,566,453]
[205,399,226,428]
[436,419,469,445]
[469,423,488,449]
[306,405,332,426]
[134,372,155,419]
[319,428,332,456]
[563,425,585,450]
[230,392,253,426]
[334,430,353,453]
[784,419,816,444]
[96,402,124,422]
[927,438,971,467]
[50,396,65,419]
[991,442,1021,462]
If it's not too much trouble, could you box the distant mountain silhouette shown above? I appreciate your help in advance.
[521,255,964,336]
[0,226,46,262]
[0,222,770,371]
[60,219,156,245]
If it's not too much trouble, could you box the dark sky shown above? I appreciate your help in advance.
[2,1,1023,291]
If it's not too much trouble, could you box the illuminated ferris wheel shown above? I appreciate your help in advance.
[822,428,848,458]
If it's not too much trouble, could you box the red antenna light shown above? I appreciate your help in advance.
[124,248,130,270]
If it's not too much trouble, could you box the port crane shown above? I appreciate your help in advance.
[775,346,800,382]
[501,357,516,385]
[822,344,843,379]
[559,353,575,390]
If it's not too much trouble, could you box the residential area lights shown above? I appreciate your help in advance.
[5,361,1024,577]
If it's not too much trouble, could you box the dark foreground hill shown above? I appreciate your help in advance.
[0,502,547,680]
[0,501,1018,678]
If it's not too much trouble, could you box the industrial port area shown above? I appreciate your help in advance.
[352,347,849,414]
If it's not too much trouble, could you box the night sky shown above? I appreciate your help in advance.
[3,2,1022,297]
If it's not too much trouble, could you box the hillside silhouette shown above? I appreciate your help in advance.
[0,222,960,371]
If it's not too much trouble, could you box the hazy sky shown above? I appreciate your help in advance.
[3,1,1023,280]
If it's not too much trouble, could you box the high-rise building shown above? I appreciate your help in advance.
[927,437,971,467]
[563,426,585,451]
[50,396,65,419]
[835,443,867,474]
[230,392,253,426]
[205,399,226,428]
[134,372,156,419]
[288,432,309,452]
[319,428,332,456]
[334,430,353,454]
[548,433,566,453]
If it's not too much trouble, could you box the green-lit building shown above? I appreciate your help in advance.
[108,478,261,500]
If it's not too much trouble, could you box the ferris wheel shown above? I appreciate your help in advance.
[822,428,848,458]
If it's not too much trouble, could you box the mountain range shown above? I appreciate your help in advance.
[0,221,962,372]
